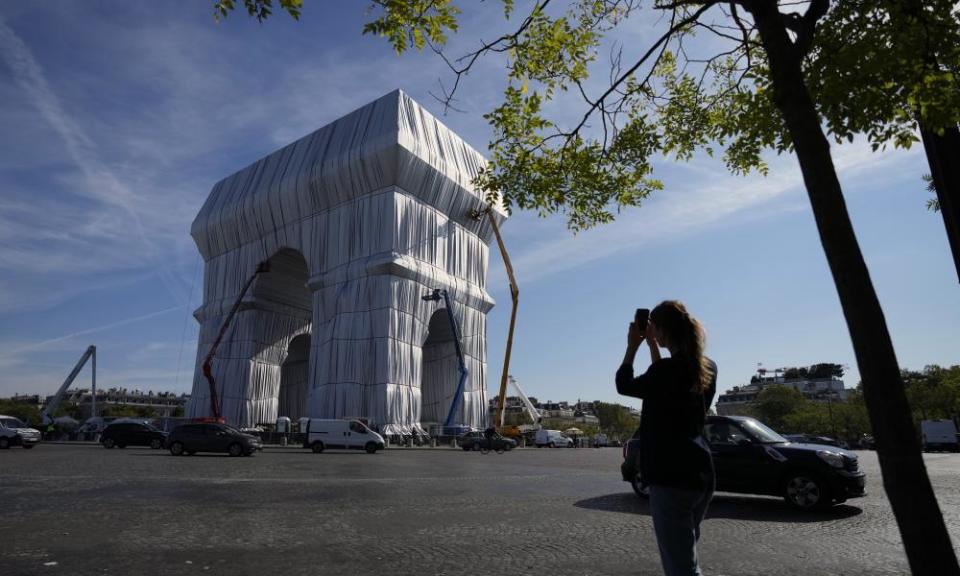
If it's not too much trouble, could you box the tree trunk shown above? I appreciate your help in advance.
[920,123,960,283]
[749,4,959,574]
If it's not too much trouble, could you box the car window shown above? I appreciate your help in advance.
[739,419,788,444]
[349,421,366,433]
[1,417,25,428]
[705,421,751,445]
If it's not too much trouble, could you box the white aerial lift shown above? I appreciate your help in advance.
[41,345,96,426]
[497,375,542,444]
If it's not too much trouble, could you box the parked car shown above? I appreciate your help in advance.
[166,423,262,456]
[303,419,385,454]
[101,421,167,449]
[593,433,609,448]
[458,431,517,452]
[921,420,960,452]
[622,415,866,510]
[0,415,41,449]
[535,429,573,448]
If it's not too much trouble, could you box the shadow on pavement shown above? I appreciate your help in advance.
[574,492,863,523]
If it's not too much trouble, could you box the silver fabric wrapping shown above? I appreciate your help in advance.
[186,90,505,431]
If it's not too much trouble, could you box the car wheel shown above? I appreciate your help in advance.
[630,473,650,499]
[0,437,9,450]
[784,473,830,510]
[549,442,556,448]
[169,441,184,456]
[150,438,163,450]
[365,442,377,454]
[228,443,243,457]
[311,441,325,454]
[23,444,35,450]
[103,437,115,449]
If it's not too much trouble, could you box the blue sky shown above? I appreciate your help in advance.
[0,1,957,410]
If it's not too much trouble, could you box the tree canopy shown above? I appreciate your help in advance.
[210,1,960,571]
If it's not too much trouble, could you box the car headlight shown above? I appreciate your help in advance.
[817,450,845,468]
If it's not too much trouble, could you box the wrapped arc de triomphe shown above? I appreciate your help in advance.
[184,89,507,434]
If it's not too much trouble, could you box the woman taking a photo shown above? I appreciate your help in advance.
[616,300,718,576]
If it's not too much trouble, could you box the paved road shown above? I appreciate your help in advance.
[1,444,958,575]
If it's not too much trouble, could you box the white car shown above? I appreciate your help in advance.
[534,429,573,448]
[303,419,385,453]
[0,415,41,449]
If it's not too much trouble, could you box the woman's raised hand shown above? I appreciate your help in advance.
[627,321,645,350]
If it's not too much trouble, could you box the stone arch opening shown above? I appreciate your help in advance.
[253,248,311,313]
[420,309,458,431]
[279,334,310,420]
[255,248,312,424]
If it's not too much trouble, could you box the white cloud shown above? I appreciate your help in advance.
[0,16,195,307]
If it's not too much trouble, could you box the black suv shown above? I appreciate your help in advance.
[458,431,517,452]
[622,415,866,510]
[166,423,262,457]
[101,421,167,450]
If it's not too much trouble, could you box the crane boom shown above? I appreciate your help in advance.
[42,345,96,426]
[439,289,470,429]
[421,288,470,430]
[500,375,541,428]
[202,261,269,421]
[481,209,519,432]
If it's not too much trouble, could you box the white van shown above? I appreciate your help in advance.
[535,429,573,448]
[0,415,41,449]
[921,420,960,452]
[304,419,385,454]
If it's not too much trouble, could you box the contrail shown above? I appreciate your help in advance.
[0,16,187,305]
[0,305,186,360]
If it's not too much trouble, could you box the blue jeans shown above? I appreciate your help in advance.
[648,474,714,576]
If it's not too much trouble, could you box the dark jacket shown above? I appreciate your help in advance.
[616,356,718,489]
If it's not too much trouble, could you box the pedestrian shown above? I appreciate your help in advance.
[484,426,496,451]
[616,300,718,576]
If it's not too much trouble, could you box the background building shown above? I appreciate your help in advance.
[717,364,849,416]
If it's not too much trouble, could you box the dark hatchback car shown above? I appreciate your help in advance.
[166,423,262,457]
[459,431,517,452]
[101,421,167,450]
[622,415,866,510]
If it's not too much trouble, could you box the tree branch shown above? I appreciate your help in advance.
[563,1,718,145]
[795,0,828,56]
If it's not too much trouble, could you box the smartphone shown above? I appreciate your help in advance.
[635,308,650,328]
